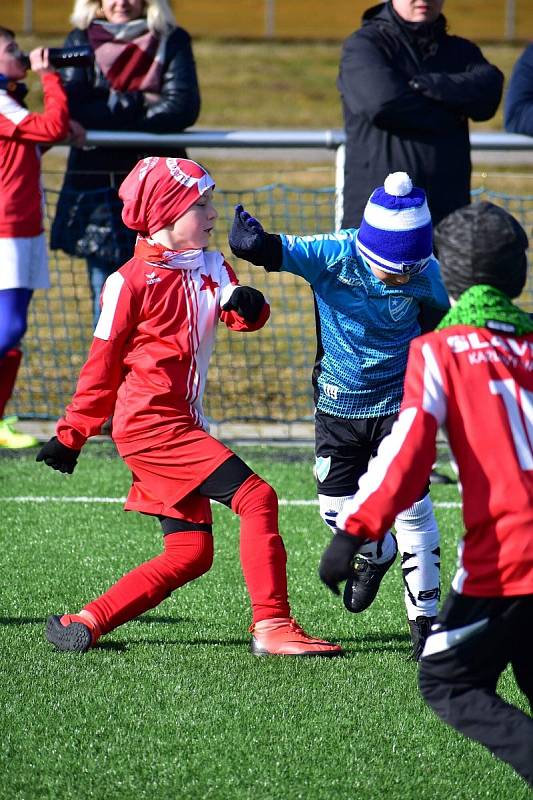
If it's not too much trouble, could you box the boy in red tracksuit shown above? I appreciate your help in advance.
[37,156,342,658]
[318,201,533,786]
[0,27,69,448]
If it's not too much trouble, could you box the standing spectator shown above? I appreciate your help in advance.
[37,156,342,658]
[50,0,201,327]
[338,0,503,228]
[0,28,69,448]
[505,43,533,135]
[229,172,450,659]
[319,202,533,787]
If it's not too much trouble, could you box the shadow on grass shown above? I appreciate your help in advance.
[93,641,128,652]
[128,637,249,647]
[334,631,411,657]
[0,614,189,625]
[0,617,411,657]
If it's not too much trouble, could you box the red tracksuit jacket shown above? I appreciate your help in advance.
[0,73,69,238]
[57,243,270,455]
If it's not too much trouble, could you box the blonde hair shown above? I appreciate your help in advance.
[70,0,176,36]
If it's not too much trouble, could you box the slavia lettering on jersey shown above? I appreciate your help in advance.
[447,332,533,369]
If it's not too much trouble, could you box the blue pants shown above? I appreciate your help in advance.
[0,288,33,358]
[86,255,116,328]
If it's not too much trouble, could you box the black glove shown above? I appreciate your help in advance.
[228,204,282,270]
[36,436,80,474]
[222,285,265,323]
[318,529,366,595]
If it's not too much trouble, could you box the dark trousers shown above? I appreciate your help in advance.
[418,591,533,786]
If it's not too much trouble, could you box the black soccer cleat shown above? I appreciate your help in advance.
[45,614,93,653]
[408,616,436,661]
[343,545,398,613]
[430,469,455,485]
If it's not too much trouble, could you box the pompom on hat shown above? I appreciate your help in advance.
[119,157,215,236]
[356,172,433,275]
[434,201,528,300]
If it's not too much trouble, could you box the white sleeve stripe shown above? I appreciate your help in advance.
[0,90,30,125]
[0,92,30,125]
[183,270,199,404]
[93,272,125,340]
[219,279,236,307]
[421,341,447,425]
[336,407,418,527]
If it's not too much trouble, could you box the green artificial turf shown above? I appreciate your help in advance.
[0,445,529,800]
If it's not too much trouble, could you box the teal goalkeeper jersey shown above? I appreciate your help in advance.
[280,229,450,418]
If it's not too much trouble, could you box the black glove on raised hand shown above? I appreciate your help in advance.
[228,204,282,270]
[36,436,80,474]
[222,285,265,323]
[318,529,367,595]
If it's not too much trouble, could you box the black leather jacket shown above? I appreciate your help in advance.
[50,25,201,262]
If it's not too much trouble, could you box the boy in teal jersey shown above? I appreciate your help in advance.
[229,172,450,658]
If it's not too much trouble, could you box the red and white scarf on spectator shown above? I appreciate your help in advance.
[88,19,166,93]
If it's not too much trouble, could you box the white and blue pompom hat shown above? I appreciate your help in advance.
[356,172,433,275]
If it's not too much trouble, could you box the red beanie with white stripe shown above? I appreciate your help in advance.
[119,157,215,236]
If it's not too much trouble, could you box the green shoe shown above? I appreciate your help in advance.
[0,416,39,449]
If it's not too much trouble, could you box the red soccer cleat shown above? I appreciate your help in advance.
[45,611,100,653]
[249,617,343,657]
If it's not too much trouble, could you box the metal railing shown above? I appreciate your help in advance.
[83,128,533,230]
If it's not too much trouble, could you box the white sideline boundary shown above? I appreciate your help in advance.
[2,495,461,508]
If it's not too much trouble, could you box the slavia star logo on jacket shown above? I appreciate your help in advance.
[200,274,219,295]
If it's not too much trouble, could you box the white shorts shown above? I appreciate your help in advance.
[0,233,50,290]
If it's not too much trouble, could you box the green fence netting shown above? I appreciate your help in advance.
[11,181,533,423]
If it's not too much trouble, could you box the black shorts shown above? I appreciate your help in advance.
[314,409,429,499]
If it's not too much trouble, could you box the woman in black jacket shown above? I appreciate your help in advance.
[51,0,201,326]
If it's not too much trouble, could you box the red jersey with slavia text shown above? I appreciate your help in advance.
[0,73,69,237]
[56,245,270,456]
[338,324,533,597]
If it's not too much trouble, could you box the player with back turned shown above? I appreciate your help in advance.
[319,202,533,787]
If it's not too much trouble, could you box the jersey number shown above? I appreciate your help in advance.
[489,379,533,470]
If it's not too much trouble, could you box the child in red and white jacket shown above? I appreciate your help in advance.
[37,156,342,658]
[0,27,69,448]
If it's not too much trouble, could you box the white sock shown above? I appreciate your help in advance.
[318,494,356,531]
[394,495,440,620]
[318,494,397,566]
[356,530,397,565]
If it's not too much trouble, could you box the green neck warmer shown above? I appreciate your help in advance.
[437,285,533,336]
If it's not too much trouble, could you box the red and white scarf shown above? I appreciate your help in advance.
[134,236,207,271]
[88,19,166,93]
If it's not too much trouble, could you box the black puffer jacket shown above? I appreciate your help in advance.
[51,25,201,263]
[338,2,503,227]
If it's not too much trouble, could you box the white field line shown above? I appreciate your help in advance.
[1,495,462,508]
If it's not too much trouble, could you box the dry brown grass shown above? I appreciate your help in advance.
[3,0,533,40]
